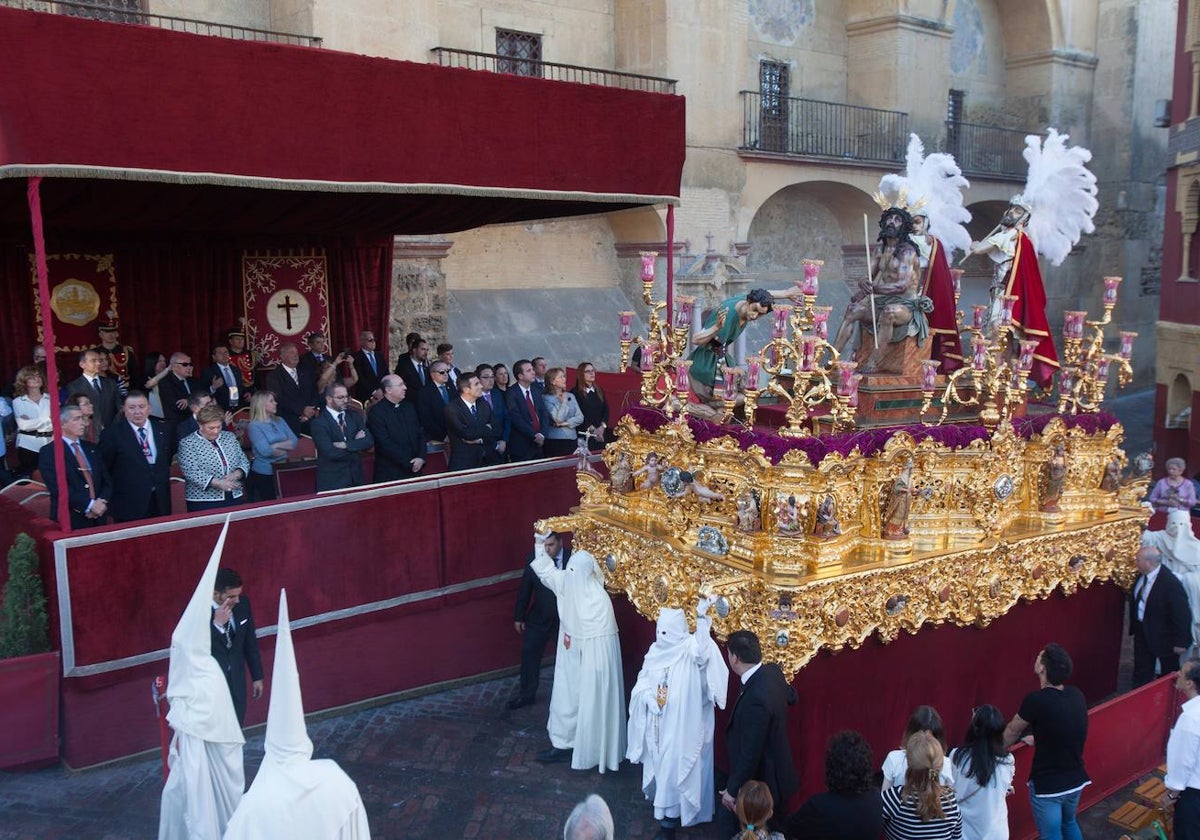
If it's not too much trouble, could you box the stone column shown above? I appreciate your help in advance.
[389,238,451,369]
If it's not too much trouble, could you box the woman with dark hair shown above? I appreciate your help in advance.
[881,732,963,840]
[882,705,954,789]
[785,730,883,840]
[492,363,511,396]
[571,361,609,450]
[950,705,1015,840]
[142,351,169,420]
[12,365,52,476]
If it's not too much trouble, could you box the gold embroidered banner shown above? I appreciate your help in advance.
[242,252,330,368]
[29,253,119,352]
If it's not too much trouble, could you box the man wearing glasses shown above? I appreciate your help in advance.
[158,352,199,429]
[416,363,452,444]
[350,330,382,402]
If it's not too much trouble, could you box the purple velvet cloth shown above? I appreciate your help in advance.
[626,406,1119,467]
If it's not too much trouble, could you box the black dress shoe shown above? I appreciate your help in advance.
[535,746,571,763]
[505,696,535,710]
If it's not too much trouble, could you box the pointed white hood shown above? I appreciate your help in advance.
[166,518,245,745]
[264,589,313,764]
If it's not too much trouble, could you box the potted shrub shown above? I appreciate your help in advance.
[0,532,59,768]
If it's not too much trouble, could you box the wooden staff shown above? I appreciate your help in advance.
[863,214,879,349]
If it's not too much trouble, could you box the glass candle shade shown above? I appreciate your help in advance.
[812,306,832,340]
[836,361,858,395]
[722,367,740,401]
[1095,356,1111,383]
[950,269,963,299]
[1063,311,1086,340]
[920,359,940,392]
[640,342,656,372]
[640,252,657,282]
[971,336,988,371]
[1103,276,1122,305]
[673,295,694,329]
[800,337,818,371]
[1119,331,1137,360]
[846,374,863,408]
[772,306,792,340]
[1000,295,1018,327]
[1018,339,1039,373]
[800,259,823,296]
[745,356,762,389]
[972,305,988,330]
[674,360,692,394]
[1059,368,1074,394]
[619,311,634,342]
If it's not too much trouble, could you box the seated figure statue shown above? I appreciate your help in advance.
[832,206,933,374]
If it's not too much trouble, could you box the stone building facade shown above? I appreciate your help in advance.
[113,0,1170,377]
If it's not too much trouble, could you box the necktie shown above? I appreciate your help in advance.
[181,376,190,395]
[288,367,299,385]
[484,392,492,408]
[91,377,102,397]
[525,389,541,433]
[70,442,95,500]
[417,362,425,386]
[470,403,477,417]
[367,352,377,374]
[221,366,234,387]
[439,385,448,404]
[337,411,347,438]
[137,426,152,462]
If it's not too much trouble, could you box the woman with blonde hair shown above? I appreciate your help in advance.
[541,366,584,457]
[245,390,297,502]
[733,781,785,840]
[881,731,963,840]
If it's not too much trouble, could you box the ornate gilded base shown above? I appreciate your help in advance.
[539,411,1149,675]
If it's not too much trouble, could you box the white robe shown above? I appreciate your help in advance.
[533,547,626,773]
[626,608,728,827]
[159,735,244,840]
[1143,509,1200,647]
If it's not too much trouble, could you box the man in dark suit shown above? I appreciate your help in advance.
[718,630,799,837]
[66,348,120,426]
[416,362,453,444]
[211,567,265,727]
[475,364,509,465]
[39,404,112,530]
[200,343,247,411]
[366,375,425,482]
[265,342,319,436]
[310,383,374,491]
[99,389,175,522]
[158,352,199,429]
[506,359,549,462]
[507,531,570,709]
[176,391,212,440]
[394,335,429,401]
[1131,545,1193,686]
[445,373,491,472]
[297,331,331,382]
[435,343,460,390]
[350,329,383,403]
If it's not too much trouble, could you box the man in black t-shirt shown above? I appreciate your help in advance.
[1003,643,1089,840]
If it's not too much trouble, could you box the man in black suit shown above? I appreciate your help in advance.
[1131,545,1193,686]
[350,329,383,403]
[435,343,460,390]
[39,404,112,530]
[297,331,331,382]
[211,567,265,727]
[394,335,429,401]
[66,348,121,426]
[718,630,799,837]
[507,531,570,709]
[99,389,175,522]
[265,342,319,436]
[416,362,453,444]
[200,343,247,411]
[157,352,199,429]
[476,364,509,465]
[506,359,549,462]
[310,383,374,491]
[445,372,491,472]
[366,375,425,482]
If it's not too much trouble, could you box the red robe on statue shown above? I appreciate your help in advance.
[921,239,963,374]
[1006,229,1059,388]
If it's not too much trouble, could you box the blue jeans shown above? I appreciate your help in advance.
[1028,782,1083,840]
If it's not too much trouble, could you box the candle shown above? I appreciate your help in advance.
[812,306,832,340]
[1119,331,1137,360]
[972,305,988,330]
[674,360,692,394]
[673,295,694,329]
[722,367,740,401]
[1103,276,1122,305]
[1000,295,1018,327]
[836,361,858,395]
[772,306,792,340]
[972,335,987,371]
[950,269,963,300]
[619,311,634,342]
[1095,356,1111,383]
[800,337,817,371]
[1063,311,1086,340]
[1017,339,1039,373]
[1010,371,1025,391]
[640,251,657,282]
[846,374,863,408]
[746,355,762,389]
[640,341,656,372]
[920,359,939,392]
[800,259,823,296]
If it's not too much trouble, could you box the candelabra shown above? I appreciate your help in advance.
[1057,276,1135,414]
[746,260,858,436]
[617,252,697,417]
[927,294,1039,427]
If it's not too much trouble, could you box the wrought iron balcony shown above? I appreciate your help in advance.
[942,121,1031,179]
[740,91,909,164]
[431,47,677,95]
[2,0,321,46]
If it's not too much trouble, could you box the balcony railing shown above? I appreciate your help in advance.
[740,91,909,164]
[431,47,677,95]
[1,0,322,46]
[942,121,1032,178]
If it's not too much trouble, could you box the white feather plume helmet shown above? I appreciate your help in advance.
[876,134,973,259]
[1015,128,1098,266]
